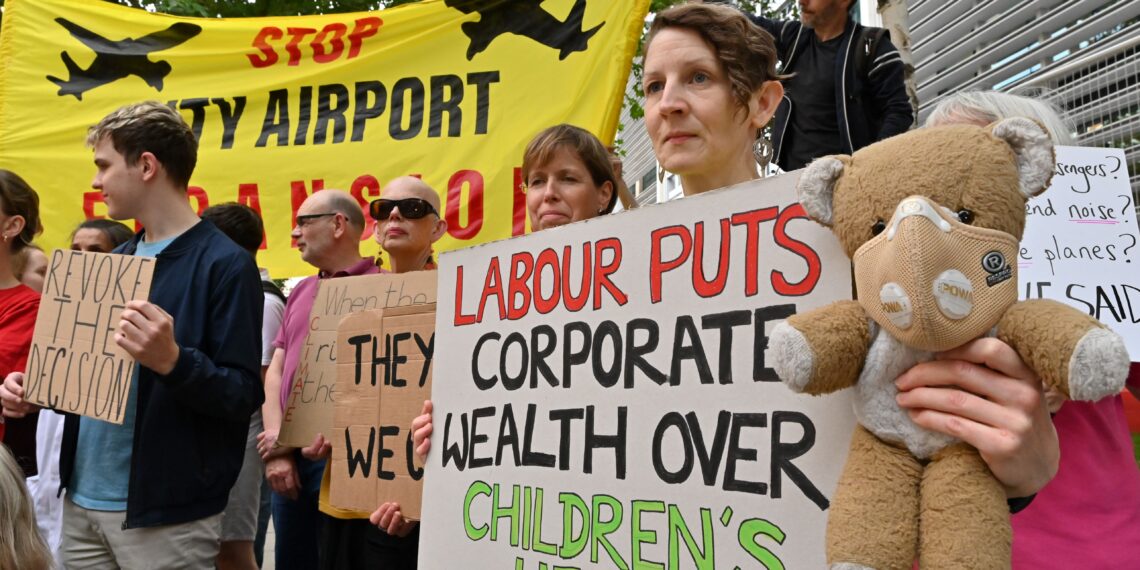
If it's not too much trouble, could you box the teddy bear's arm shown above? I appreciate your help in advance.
[770,300,872,395]
[996,299,1128,401]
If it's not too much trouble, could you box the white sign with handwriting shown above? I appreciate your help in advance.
[1020,146,1139,356]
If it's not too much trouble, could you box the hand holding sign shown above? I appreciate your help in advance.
[0,372,36,418]
[116,300,178,375]
[265,454,300,501]
[369,502,417,537]
[257,429,290,460]
[301,432,333,460]
[411,400,432,464]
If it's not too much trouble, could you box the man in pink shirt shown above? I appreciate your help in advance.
[255,189,378,570]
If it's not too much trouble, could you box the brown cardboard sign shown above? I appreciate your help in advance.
[330,304,435,519]
[278,270,437,447]
[22,249,155,424]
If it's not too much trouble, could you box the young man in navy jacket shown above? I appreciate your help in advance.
[1,101,264,567]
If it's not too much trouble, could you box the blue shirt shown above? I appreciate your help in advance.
[71,235,177,511]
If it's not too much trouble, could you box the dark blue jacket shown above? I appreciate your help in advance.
[59,220,264,528]
[752,15,915,170]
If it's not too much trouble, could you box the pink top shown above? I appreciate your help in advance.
[272,258,380,411]
[1011,363,1140,567]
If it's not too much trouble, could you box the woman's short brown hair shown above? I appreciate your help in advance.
[646,2,785,112]
[521,124,618,215]
[0,170,42,253]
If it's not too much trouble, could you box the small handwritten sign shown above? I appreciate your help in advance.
[278,271,437,447]
[23,249,155,424]
[330,304,435,519]
[1020,146,1140,355]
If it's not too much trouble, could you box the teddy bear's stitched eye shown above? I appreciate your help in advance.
[957,209,975,224]
[871,220,886,236]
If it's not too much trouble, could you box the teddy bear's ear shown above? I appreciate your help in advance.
[796,156,846,226]
[989,117,1056,199]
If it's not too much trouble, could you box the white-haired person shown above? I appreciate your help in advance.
[926,89,1140,567]
[0,444,52,570]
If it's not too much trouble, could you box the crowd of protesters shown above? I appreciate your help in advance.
[0,2,1138,569]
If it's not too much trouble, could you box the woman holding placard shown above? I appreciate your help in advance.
[521,123,618,231]
[640,2,784,196]
[401,124,620,532]
[0,169,43,478]
[637,1,1058,518]
[926,90,1140,567]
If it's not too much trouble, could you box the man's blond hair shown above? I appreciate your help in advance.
[87,101,198,188]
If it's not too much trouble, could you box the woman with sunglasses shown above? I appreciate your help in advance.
[300,177,447,570]
[368,178,448,272]
[384,125,620,538]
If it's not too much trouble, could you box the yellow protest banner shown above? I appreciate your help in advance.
[0,0,649,277]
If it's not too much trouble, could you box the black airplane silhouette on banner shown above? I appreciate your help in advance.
[445,0,605,61]
[46,18,202,100]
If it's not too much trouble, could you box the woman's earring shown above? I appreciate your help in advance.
[753,137,773,175]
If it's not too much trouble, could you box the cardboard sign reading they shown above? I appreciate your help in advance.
[23,249,154,424]
[330,304,435,518]
[1020,146,1140,356]
[278,270,437,447]
[421,173,856,568]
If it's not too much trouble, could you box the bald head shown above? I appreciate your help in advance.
[380,176,440,212]
[373,176,447,272]
[293,189,367,271]
[306,189,365,232]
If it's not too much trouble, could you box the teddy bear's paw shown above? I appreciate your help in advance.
[830,563,878,570]
[770,321,815,392]
[1068,327,1130,401]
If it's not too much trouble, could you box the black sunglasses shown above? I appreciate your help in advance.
[369,198,439,220]
[294,212,338,227]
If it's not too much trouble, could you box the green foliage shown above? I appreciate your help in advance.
[108,0,413,18]
[0,0,419,29]
[1134,433,1140,470]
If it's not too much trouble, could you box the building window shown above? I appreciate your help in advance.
[640,169,657,196]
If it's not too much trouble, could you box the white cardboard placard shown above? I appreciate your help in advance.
[421,173,856,568]
[1020,146,1139,357]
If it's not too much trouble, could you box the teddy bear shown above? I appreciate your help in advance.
[769,118,1130,569]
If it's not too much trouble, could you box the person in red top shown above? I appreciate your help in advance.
[0,169,43,477]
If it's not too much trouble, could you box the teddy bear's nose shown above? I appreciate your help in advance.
[887,196,953,240]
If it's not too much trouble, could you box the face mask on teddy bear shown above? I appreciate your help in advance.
[853,195,1020,352]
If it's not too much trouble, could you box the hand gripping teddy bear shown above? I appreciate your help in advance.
[769,118,1129,569]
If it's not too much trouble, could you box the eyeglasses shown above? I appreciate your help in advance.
[369,198,439,220]
[294,212,338,227]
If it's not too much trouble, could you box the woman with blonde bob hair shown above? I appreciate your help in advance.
[391,125,620,533]
[522,124,618,230]
[1,444,52,570]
